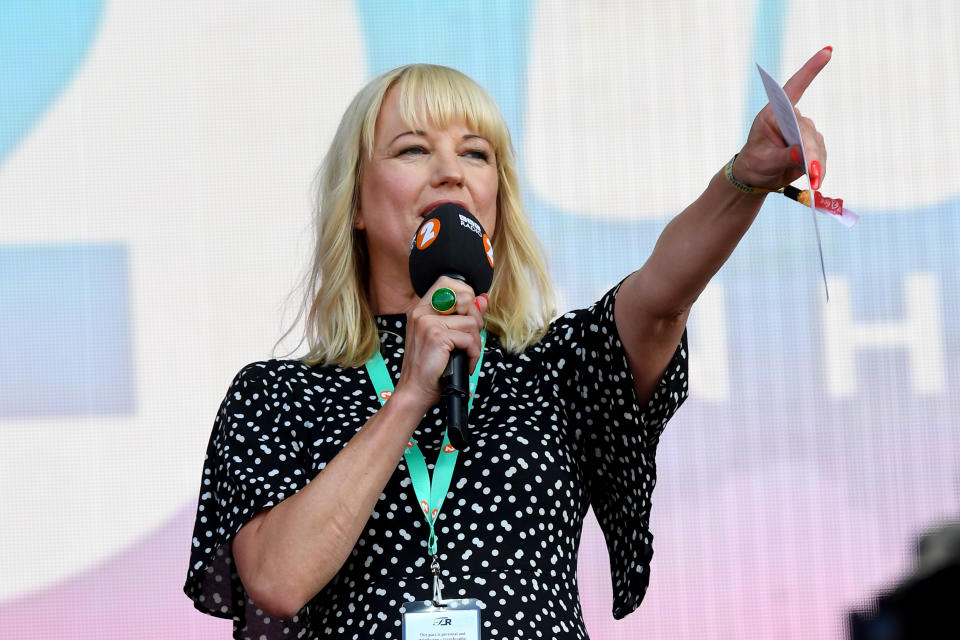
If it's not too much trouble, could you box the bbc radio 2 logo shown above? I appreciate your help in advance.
[416,218,441,249]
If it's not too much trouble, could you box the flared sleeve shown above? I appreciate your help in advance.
[183,360,313,639]
[543,282,689,618]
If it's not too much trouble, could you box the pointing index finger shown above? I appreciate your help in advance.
[783,46,833,105]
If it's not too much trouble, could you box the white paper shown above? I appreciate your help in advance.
[828,206,858,227]
[757,63,830,300]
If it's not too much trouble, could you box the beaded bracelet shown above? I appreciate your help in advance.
[723,154,774,195]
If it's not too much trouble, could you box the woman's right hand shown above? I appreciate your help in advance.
[393,276,489,414]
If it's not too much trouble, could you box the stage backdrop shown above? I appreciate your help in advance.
[2,1,958,638]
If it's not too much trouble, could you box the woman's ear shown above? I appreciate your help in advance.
[353,208,366,230]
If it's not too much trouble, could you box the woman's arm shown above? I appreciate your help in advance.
[615,171,765,402]
[231,385,428,618]
[231,277,487,619]
[615,47,832,403]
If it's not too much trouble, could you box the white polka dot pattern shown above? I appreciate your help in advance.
[184,283,688,639]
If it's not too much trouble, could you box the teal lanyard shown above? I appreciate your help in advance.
[364,330,486,556]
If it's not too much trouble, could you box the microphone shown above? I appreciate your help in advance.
[409,203,494,450]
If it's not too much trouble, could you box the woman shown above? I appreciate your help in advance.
[185,50,830,639]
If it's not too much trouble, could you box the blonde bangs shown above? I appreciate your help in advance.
[360,65,510,164]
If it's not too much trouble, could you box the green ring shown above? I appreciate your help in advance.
[431,287,457,313]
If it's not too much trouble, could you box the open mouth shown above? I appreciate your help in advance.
[420,200,467,216]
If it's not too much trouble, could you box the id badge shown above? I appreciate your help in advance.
[401,598,483,640]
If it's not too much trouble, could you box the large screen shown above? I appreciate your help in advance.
[2,1,957,638]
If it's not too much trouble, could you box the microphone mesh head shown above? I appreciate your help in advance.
[409,203,494,297]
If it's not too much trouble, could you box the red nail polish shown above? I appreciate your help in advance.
[790,148,800,164]
[822,46,833,53]
[475,298,483,312]
[809,160,821,190]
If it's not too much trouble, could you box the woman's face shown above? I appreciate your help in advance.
[357,84,499,285]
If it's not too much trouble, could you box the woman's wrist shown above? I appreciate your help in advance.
[704,168,769,221]
[723,154,773,196]
[380,384,433,428]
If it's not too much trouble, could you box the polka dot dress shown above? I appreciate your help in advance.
[184,284,688,639]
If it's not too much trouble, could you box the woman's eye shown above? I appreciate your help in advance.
[464,149,489,161]
[399,146,427,156]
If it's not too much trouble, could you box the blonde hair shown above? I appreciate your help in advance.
[298,64,555,367]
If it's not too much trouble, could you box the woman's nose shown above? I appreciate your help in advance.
[431,150,464,187]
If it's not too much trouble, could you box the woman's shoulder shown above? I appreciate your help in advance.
[227,358,310,385]
[530,283,622,350]
[223,358,355,398]
[213,358,368,431]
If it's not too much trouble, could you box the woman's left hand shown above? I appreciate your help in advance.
[732,46,832,192]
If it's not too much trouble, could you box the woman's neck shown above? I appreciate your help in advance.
[367,274,419,315]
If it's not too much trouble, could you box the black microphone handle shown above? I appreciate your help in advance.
[441,349,469,449]
[439,273,470,449]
